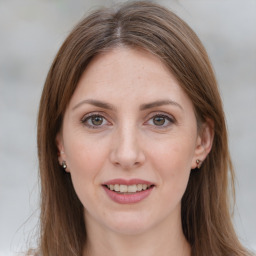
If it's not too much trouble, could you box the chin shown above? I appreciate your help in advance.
[104,211,155,235]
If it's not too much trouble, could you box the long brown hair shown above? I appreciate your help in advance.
[36,1,252,255]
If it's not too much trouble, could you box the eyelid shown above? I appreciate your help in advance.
[144,112,176,127]
[81,111,112,128]
[80,111,176,129]
[81,111,102,121]
[146,111,175,121]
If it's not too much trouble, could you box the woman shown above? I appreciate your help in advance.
[33,1,252,256]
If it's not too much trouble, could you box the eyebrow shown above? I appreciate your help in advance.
[72,99,115,111]
[139,99,183,111]
[72,99,183,111]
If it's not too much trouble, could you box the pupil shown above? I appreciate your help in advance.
[153,116,165,126]
[92,116,103,125]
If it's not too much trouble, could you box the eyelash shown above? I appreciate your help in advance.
[81,112,110,129]
[146,113,175,128]
[81,112,175,129]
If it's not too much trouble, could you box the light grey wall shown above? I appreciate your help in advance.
[0,0,255,255]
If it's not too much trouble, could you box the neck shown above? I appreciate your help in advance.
[83,212,191,256]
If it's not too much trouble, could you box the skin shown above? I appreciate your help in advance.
[57,47,213,256]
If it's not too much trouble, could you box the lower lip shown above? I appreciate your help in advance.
[103,186,154,204]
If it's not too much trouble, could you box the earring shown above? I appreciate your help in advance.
[196,159,202,169]
[62,160,67,170]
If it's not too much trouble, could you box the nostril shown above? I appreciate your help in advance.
[113,161,120,166]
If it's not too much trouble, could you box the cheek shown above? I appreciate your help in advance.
[149,137,195,190]
[63,133,110,189]
[150,137,195,169]
[63,136,109,208]
[64,129,105,168]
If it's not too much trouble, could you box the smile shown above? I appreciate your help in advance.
[102,179,155,204]
[105,184,153,193]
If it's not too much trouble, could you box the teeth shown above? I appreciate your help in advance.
[120,185,128,193]
[106,184,152,193]
[127,184,137,192]
[114,184,119,192]
[142,184,147,190]
[137,184,142,191]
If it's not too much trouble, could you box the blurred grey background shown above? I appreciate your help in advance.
[0,0,255,255]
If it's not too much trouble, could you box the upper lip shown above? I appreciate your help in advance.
[103,178,154,186]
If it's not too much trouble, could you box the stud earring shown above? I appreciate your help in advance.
[196,159,202,169]
[62,161,67,170]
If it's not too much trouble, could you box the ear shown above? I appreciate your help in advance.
[56,133,66,166]
[191,119,214,169]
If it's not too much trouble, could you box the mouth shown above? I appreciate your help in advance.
[103,184,155,194]
[102,179,155,204]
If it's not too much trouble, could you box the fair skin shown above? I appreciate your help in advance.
[57,47,213,256]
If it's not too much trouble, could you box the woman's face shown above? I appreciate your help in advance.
[57,47,210,236]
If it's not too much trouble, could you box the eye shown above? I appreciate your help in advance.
[146,114,175,128]
[81,113,110,129]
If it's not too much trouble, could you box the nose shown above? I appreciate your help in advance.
[109,124,146,169]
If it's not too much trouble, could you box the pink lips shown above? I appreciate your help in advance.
[102,179,154,204]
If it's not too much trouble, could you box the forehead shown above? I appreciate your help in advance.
[68,46,193,111]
